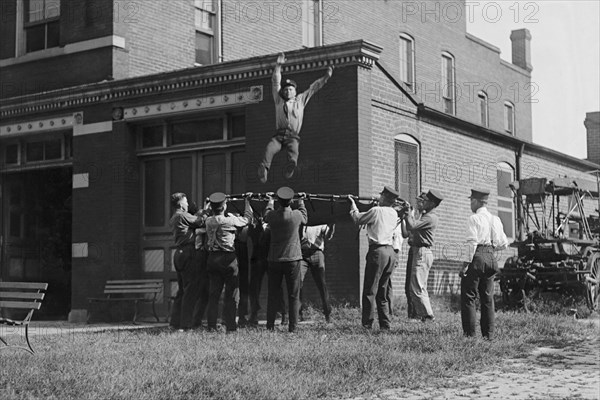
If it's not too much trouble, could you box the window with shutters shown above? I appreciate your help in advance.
[394,135,420,202]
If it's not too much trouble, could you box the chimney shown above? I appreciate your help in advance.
[585,112,600,165]
[510,29,533,72]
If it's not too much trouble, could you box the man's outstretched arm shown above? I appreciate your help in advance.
[301,65,333,105]
[272,52,285,101]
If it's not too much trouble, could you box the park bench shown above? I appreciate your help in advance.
[0,282,48,354]
[87,279,163,324]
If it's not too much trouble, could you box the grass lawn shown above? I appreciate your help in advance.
[1,298,598,400]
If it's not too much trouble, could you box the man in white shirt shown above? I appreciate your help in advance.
[349,186,399,330]
[460,188,509,339]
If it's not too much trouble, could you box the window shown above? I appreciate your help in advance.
[504,101,515,135]
[497,163,515,240]
[5,144,20,165]
[137,112,244,150]
[441,52,456,115]
[194,0,219,65]
[302,0,322,47]
[399,34,415,92]
[478,91,489,127]
[394,135,420,203]
[24,0,60,53]
[25,138,62,162]
[1,133,70,170]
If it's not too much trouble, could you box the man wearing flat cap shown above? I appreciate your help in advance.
[404,189,443,322]
[257,52,333,183]
[348,186,400,330]
[460,188,508,339]
[203,192,253,332]
[264,186,308,332]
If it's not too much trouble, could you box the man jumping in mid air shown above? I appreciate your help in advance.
[258,52,333,183]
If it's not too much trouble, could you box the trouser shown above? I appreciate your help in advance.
[461,246,498,339]
[405,247,416,318]
[171,244,201,329]
[386,250,399,315]
[299,249,331,317]
[236,240,250,321]
[260,134,300,171]
[409,246,434,318]
[249,257,286,321]
[267,261,301,332]
[192,249,209,327]
[206,251,239,331]
[362,245,396,329]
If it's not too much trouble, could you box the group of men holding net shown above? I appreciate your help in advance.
[168,52,508,339]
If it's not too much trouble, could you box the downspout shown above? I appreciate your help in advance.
[515,143,525,241]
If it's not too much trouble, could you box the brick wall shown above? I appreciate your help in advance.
[71,106,140,310]
[0,0,17,60]
[368,63,594,300]
[322,0,533,141]
[116,0,195,77]
[1,48,114,98]
[222,0,305,61]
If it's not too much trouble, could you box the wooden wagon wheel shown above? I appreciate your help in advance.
[585,251,600,312]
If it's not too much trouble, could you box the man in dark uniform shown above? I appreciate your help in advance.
[349,186,399,330]
[264,186,308,332]
[460,189,508,339]
[169,193,204,331]
[404,189,443,322]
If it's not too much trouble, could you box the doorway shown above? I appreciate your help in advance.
[1,167,72,319]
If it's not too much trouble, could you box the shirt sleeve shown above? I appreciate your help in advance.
[182,212,204,229]
[299,75,329,105]
[465,215,479,262]
[296,200,308,225]
[409,213,436,232]
[272,64,282,101]
[229,215,250,228]
[493,216,509,250]
[350,207,378,226]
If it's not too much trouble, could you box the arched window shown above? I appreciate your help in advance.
[478,91,489,127]
[394,134,420,202]
[497,162,515,239]
[399,33,416,93]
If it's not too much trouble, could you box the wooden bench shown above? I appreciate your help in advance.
[87,279,163,324]
[0,282,48,354]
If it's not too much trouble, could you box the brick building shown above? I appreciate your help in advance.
[1,0,597,321]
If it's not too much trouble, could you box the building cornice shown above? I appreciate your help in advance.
[0,40,383,120]
[418,105,600,170]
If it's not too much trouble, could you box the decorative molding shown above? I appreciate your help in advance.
[0,115,74,137]
[123,86,264,120]
[1,40,383,119]
[72,243,89,258]
[0,35,126,68]
[73,173,90,189]
[73,121,113,136]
